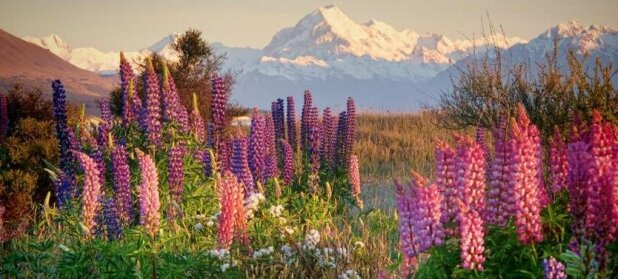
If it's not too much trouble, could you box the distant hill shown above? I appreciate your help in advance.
[0,28,114,110]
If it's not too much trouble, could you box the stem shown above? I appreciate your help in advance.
[530,243,539,267]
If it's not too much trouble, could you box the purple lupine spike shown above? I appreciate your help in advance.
[53,80,74,205]
[475,124,490,164]
[217,139,232,173]
[286,96,297,152]
[344,97,356,165]
[307,108,321,191]
[320,108,336,168]
[97,125,109,149]
[68,127,81,151]
[231,137,255,195]
[203,149,214,177]
[144,59,162,146]
[486,114,514,226]
[189,93,206,142]
[104,197,123,240]
[549,127,569,195]
[99,99,112,124]
[136,150,161,238]
[395,180,420,268]
[91,148,106,187]
[167,144,186,220]
[567,114,590,248]
[263,113,279,182]
[335,111,347,167]
[409,172,444,252]
[206,122,215,148]
[248,109,265,183]
[120,52,138,126]
[434,140,458,234]
[211,76,228,142]
[543,257,566,279]
[300,90,313,154]
[271,99,285,144]
[111,144,134,226]
[281,140,294,185]
[52,171,72,209]
[161,64,190,133]
[0,94,9,139]
[75,151,102,239]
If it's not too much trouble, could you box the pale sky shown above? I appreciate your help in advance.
[1,0,616,51]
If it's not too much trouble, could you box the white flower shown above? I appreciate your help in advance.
[353,241,365,249]
[315,248,336,268]
[302,229,320,250]
[252,246,275,259]
[206,220,215,227]
[338,269,361,279]
[245,193,266,219]
[194,222,204,231]
[268,205,285,217]
[220,263,230,272]
[195,213,206,219]
[280,245,296,265]
[207,248,229,260]
[283,226,295,235]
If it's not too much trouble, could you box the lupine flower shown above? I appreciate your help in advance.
[345,97,356,165]
[211,76,228,142]
[203,149,215,177]
[409,173,444,252]
[231,137,255,195]
[206,122,215,148]
[281,140,294,185]
[272,98,286,144]
[120,52,140,126]
[263,113,279,182]
[91,148,106,187]
[549,127,569,195]
[0,94,8,140]
[457,199,485,271]
[307,108,321,191]
[300,90,313,154]
[144,59,162,146]
[475,124,490,163]
[320,108,336,169]
[348,155,362,207]
[137,150,161,238]
[99,98,112,124]
[52,171,72,209]
[103,197,122,240]
[567,115,590,245]
[161,64,190,133]
[248,109,265,183]
[395,180,419,268]
[111,144,134,226]
[218,171,247,248]
[190,93,206,142]
[53,80,74,205]
[218,140,231,173]
[75,152,102,239]
[455,135,486,270]
[168,144,186,219]
[508,105,544,245]
[434,140,458,229]
[335,111,348,167]
[543,257,566,279]
[486,115,514,226]
[286,96,297,152]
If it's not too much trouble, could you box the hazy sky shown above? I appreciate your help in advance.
[1,0,616,51]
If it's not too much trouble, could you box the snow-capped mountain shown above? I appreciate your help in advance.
[20,4,617,110]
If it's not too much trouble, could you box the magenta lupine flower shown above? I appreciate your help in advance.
[320,107,336,169]
[457,199,485,271]
[91,148,106,187]
[111,144,134,225]
[475,124,490,164]
[486,115,514,226]
[75,151,102,239]
[300,90,313,153]
[349,154,362,201]
[120,52,140,126]
[455,135,486,270]
[409,172,444,251]
[218,139,231,173]
[567,115,590,244]
[217,170,245,248]
[211,76,228,142]
[345,97,356,165]
[543,257,566,279]
[103,197,123,240]
[161,64,190,133]
[508,106,543,245]
[231,137,255,195]
[549,127,569,195]
[202,149,214,177]
[189,93,206,142]
[137,150,161,238]
[248,109,265,183]
[281,140,294,185]
[206,122,215,148]
[99,99,112,124]
[167,144,186,218]
[0,94,8,139]
[144,59,162,146]
[286,96,297,152]
[434,140,458,230]
[272,98,286,144]
[308,108,321,190]
[395,180,419,263]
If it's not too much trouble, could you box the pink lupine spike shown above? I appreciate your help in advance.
[456,198,485,271]
[75,151,102,239]
[136,150,161,238]
[486,114,514,226]
[434,139,458,230]
[549,127,569,195]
